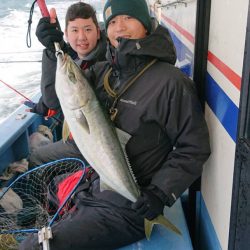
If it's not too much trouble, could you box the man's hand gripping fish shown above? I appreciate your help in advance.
[55,51,181,239]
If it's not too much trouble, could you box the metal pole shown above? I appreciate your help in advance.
[38,227,53,250]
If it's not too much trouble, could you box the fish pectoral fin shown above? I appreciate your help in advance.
[77,110,90,134]
[144,215,182,240]
[62,120,71,142]
[100,180,115,192]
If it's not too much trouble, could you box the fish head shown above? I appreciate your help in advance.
[56,53,92,111]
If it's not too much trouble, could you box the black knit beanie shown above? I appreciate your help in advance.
[103,0,152,33]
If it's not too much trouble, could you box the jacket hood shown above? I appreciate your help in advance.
[106,19,177,71]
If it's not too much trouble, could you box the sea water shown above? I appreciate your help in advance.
[0,0,103,124]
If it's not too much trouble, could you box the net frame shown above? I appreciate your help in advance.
[0,158,86,239]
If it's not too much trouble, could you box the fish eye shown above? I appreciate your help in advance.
[68,72,77,83]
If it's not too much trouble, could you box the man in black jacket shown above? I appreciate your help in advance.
[27,2,107,167]
[20,0,210,249]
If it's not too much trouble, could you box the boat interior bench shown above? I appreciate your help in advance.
[118,198,193,250]
[0,102,44,175]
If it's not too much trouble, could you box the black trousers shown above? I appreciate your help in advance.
[28,139,85,168]
[18,179,145,250]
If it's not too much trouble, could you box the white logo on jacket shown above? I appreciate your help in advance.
[120,99,137,106]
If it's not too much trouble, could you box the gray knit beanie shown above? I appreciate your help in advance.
[103,0,152,33]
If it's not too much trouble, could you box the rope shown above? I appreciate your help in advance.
[26,0,38,48]
[104,59,157,120]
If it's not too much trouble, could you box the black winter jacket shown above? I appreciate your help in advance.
[90,22,211,206]
[33,30,107,115]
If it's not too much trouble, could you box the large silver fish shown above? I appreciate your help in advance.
[55,52,181,239]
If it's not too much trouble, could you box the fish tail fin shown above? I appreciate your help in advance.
[62,120,70,142]
[144,215,182,240]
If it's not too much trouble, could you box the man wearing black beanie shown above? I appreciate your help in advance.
[103,0,152,33]
[20,0,210,249]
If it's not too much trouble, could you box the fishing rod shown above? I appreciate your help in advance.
[36,0,62,48]
[0,79,62,126]
[0,79,34,103]
[37,0,50,17]
[23,0,63,129]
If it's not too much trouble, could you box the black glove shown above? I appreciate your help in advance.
[35,17,67,52]
[131,186,165,220]
[24,99,48,116]
[23,100,36,109]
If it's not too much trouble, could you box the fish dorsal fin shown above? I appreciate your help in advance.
[115,128,138,184]
[115,127,131,149]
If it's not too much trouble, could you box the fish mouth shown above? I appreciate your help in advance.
[63,54,71,65]
[56,49,64,58]
[56,53,68,70]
